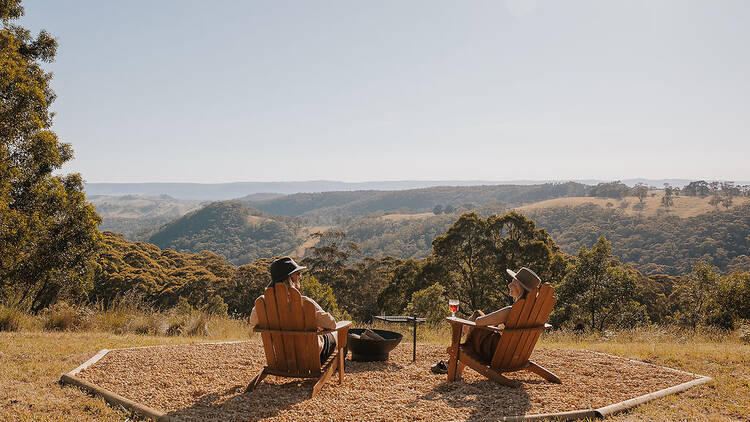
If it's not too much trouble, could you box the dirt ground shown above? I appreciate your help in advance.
[75,341,698,421]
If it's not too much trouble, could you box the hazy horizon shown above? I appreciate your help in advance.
[20,0,750,183]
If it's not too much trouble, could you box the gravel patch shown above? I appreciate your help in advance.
[76,341,698,421]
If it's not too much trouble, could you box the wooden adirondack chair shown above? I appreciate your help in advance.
[247,283,351,398]
[446,282,561,386]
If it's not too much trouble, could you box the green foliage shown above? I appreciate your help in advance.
[633,183,649,203]
[217,259,270,317]
[404,282,449,325]
[526,203,750,275]
[300,274,349,321]
[202,295,228,316]
[661,184,675,211]
[302,231,361,272]
[554,236,648,331]
[669,264,750,329]
[345,213,458,259]
[347,256,397,321]
[432,211,566,313]
[377,258,434,316]
[0,2,102,312]
[148,201,303,265]
[587,181,632,199]
[669,263,719,328]
[301,231,362,319]
[720,271,750,321]
[431,213,491,312]
[92,232,268,317]
[683,180,711,197]
[248,183,588,222]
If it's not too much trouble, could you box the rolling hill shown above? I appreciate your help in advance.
[90,194,205,239]
[246,182,588,223]
[148,201,305,265]
[115,184,750,275]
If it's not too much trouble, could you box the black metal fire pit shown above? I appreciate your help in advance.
[347,329,403,362]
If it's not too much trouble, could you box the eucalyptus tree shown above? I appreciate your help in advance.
[1,0,101,311]
[432,211,566,313]
[555,236,647,331]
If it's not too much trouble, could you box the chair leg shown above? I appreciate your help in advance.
[245,367,269,393]
[525,361,562,384]
[446,324,462,382]
[337,348,345,384]
[312,352,338,398]
[457,349,518,387]
[444,345,466,379]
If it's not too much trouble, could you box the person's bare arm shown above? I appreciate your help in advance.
[475,305,512,327]
[249,305,258,327]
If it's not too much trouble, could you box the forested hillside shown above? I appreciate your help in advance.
[93,232,259,312]
[344,201,510,259]
[526,203,750,275]
[247,182,587,222]
[343,201,750,275]
[142,191,750,276]
[91,195,204,239]
[92,216,750,332]
[344,214,458,259]
[148,201,304,264]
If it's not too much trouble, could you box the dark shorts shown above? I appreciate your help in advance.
[320,332,336,364]
[466,327,501,363]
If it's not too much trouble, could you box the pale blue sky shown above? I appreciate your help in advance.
[19,0,750,183]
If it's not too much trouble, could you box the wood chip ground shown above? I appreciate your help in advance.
[76,341,697,421]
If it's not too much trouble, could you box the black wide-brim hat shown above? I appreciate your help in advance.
[506,267,541,292]
[268,256,307,287]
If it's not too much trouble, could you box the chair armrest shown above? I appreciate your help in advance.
[446,316,504,333]
[334,320,352,331]
[332,320,351,348]
[446,316,476,326]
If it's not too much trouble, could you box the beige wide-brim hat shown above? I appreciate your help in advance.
[506,267,542,292]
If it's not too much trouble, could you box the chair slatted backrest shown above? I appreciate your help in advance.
[254,284,322,376]
[490,283,556,371]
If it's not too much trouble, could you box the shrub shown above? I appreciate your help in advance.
[43,302,93,331]
[0,305,24,331]
[202,295,228,316]
[739,323,750,344]
[184,312,211,337]
[405,282,449,325]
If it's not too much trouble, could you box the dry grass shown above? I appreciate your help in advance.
[515,193,750,218]
[244,215,269,226]
[2,326,747,421]
[294,226,332,256]
[380,213,436,221]
[4,301,250,339]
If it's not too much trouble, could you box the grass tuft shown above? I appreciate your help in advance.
[42,302,93,331]
[0,305,26,331]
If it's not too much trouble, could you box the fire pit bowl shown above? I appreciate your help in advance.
[347,328,403,361]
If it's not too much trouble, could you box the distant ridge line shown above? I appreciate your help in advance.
[84,179,748,200]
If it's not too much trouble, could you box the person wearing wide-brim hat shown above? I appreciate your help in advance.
[432,267,542,374]
[249,257,339,364]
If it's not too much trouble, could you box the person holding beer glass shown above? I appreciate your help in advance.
[431,267,541,374]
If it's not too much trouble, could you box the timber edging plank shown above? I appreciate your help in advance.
[59,341,252,422]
